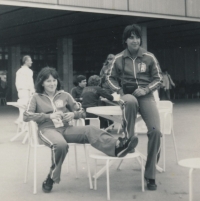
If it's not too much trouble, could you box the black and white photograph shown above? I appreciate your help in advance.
[0,1,200,201]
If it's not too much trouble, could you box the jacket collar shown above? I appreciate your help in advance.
[40,90,63,97]
[123,47,147,58]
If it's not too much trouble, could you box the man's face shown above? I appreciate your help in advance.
[79,79,87,88]
[25,57,33,68]
[126,33,141,51]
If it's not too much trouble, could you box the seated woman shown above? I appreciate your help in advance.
[100,54,115,94]
[23,67,138,193]
[81,75,118,128]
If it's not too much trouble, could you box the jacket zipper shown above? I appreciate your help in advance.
[129,57,139,87]
[41,92,60,112]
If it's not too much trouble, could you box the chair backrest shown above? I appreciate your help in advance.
[135,101,173,135]
[156,101,173,113]
[157,101,173,135]
[153,90,160,102]
[28,121,44,147]
[72,118,85,126]
[70,87,76,95]
[85,118,100,128]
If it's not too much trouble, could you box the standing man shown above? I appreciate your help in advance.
[71,75,87,102]
[107,24,163,190]
[15,55,35,124]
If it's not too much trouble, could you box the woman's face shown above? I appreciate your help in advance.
[126,33,141,51]
[42,75,58,94]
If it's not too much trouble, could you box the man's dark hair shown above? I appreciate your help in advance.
[77,75,86,84]
[122,24,142,48]
[35,67,62,93]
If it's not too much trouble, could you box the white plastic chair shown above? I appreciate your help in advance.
[24,120,93,194]
[89,152,144,200]
[85,117,100,128]
[157,101,179,171]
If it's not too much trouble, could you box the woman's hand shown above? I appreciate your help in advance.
[50,111,64,120]
[63,112,75,122]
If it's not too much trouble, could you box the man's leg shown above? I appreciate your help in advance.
[38,128,69,184]
[137,93,162,184]
[119,94,139,138]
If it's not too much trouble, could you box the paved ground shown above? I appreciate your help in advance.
[0,99,200,201]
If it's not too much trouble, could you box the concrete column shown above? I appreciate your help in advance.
[8,46,21,101]
[57,38,73,92]
[141,26,147,50]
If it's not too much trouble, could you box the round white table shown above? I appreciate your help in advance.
[179,158,200,201]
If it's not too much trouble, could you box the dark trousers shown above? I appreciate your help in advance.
[120,93,162,179]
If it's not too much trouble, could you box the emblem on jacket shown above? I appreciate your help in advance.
[138,62,146,72]
[55,100,64,108]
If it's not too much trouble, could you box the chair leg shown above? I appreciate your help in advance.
[171,128,179,163]
[10,122,27,142]
[94,159,97,190]
[117,159,123,170]
[117,124,121,134]
[162,134,166,172]
[74,145,78,178]
[66,153,69,173]
[93,160,115,179]
[33,145,37,194]
[106,159,110,200]
[84,145,93,189]
[140,156,144,192]
[189,168,193,201]
[22,132,29,144]
[24,140,31,183]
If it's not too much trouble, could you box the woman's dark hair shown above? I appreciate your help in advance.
[88,75,101,86]
[122,24,142,48]
[35,67,62,93]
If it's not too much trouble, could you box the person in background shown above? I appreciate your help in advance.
[100,54,115,94]
[15,55,35,124]
[159,69,175,100]
[81,75,119,129]
[23,67,138,193]
[107,24,163,190]
[0,71,8,105]
[71,75,86,102]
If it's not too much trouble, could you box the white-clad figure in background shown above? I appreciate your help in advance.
[15,55,35,124]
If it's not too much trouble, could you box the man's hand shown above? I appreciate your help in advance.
[132,87,149,97]
[63,112,75,122]
[50,111,64,120]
